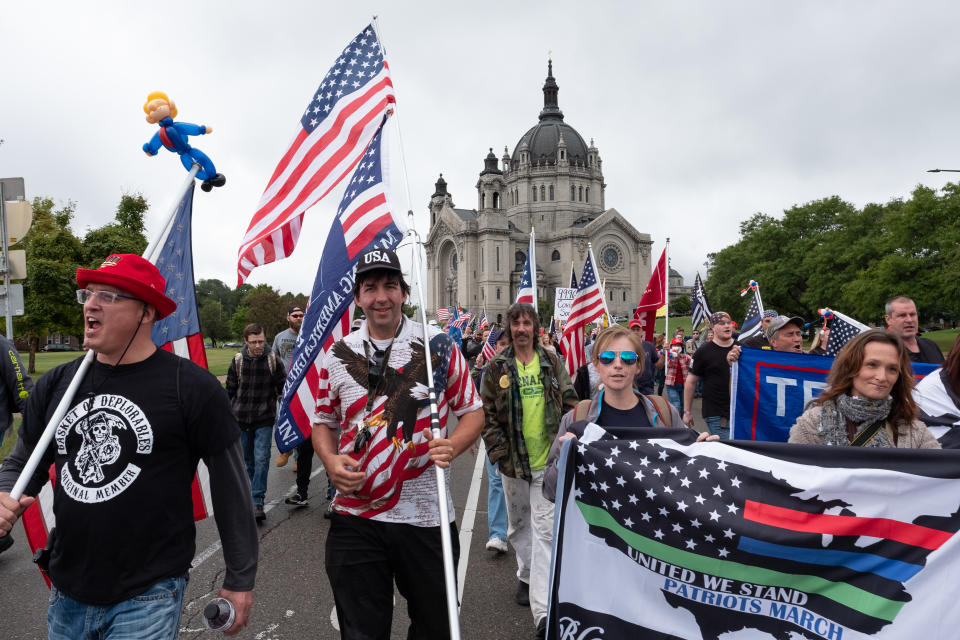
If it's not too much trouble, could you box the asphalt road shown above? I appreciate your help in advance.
[0,399,707,640]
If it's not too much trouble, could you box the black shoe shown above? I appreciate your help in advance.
[0,534,13,555]
[200,173,226,192]
[515,580,530,606]
[323,502,334,520]
[535,618,546,639]
[285,493,309,507]
[254,503,265,523]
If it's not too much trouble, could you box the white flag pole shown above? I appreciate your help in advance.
[754,281,765,317]
[664,238,670,344]
[529,228,537,314]
[405,210,461,640]
[10,164,201,501]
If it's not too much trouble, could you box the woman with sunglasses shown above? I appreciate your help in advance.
[543,326,715,501]
[789,329,939,448]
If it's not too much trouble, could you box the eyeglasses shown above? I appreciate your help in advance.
[76,289,141,305]
[598,350,639,366]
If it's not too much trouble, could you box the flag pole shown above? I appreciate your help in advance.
[529,227,537,314]
[664,238,670,343]
[754,281,765,317]
[9,164,201,501]
[405,209,461,640]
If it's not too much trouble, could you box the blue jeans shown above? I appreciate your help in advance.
[240,425,272,505]
[705,416,729,440]
[485,457,507,541]
[665,384,684,415]
[48,576,186,639]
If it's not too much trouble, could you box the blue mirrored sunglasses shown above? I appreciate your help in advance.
[598,350,639,365]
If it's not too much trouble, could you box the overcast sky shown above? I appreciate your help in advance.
[2,1,959,298]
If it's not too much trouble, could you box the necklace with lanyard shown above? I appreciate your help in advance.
[355,316,405,453]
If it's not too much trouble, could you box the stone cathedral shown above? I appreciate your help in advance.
[425,61,653,325]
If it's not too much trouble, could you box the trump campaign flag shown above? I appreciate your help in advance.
[549,426,960,640]
[634,248,666,343]
[274,117,406,452]
[21,183,215,584]
[729,347,939,442]
[237,24,396,284]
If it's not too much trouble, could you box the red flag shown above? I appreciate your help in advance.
[633,249,667,343]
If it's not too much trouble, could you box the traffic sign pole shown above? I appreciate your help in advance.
[0,182,10,339]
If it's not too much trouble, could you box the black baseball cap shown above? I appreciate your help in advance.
[287,306,304,315]
[355,248,402,277]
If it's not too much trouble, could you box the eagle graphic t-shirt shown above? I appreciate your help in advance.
[314,319,482,526]
[17,349,238,605]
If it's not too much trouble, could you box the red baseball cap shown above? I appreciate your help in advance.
[76,254,177,319]
[628,318,644,329]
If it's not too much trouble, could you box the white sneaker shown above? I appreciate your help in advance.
[485,537,508,553]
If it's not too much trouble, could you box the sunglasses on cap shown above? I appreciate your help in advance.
[598,350,639,366]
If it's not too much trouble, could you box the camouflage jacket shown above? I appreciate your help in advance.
[480,344,578,480]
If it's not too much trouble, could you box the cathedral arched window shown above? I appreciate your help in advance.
[516,251,526,270]
[560,150,566,160]
[551,249,560,261]
[579,186,584,202]
[481,193,486,209]
[496,287,501,300]
[571,185,575,200]
[496,246,500,271]
[623,291,627,302]
[540,185,546,201]
[549,185,554,201]
[533,186,537,202]
[493,192,501,208]
[585,188,589,203]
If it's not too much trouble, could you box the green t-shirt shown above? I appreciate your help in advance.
[517,354,549,471]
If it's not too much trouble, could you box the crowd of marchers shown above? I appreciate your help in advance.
[1,248,958,640]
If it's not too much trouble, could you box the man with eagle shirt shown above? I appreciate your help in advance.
[312,248,483,639]
[0,255,257,638]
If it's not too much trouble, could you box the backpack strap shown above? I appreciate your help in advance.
[573,399,592,422]
[267,352,276,376]
[645,394,672,427]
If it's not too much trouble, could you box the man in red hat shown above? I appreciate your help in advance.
[0,254,257,638]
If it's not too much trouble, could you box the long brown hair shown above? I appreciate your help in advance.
[943,333,960,397]
[814,329,917,427]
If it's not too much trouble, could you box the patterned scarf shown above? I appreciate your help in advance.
[817,394,893,447]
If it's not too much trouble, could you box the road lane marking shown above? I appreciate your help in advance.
[457,443,487,608]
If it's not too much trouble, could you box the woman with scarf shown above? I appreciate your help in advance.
[789,329,939,448]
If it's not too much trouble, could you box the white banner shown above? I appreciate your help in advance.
[554,287,576,324]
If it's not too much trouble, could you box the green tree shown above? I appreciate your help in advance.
[18,197,84,372]
[197,298,231,346]
[81,194,149,267]
[670,295,691,315]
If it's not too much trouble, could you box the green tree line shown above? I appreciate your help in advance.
[704,184,960,328]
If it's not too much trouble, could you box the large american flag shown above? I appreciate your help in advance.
[516,229,537,309]
[825,309,869,357]
[274,117,406,453]
[560,248,605,377]
[690,272,712,330]
[21,183,214,586]
[237,24,396,284]
[481,327,498,361]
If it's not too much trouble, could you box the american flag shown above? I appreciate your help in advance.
[481,327,498,361]
[450,309,472,329]
[690,272,712,330]
[560,248,605,377]
[737,282,764,343]
[21,184,214,586]
[274,116,405,452]
[237,24,396,284]
[437,306,454,324]
[515,229,537,309]
[476,310,489,330]
[825,309,869,357]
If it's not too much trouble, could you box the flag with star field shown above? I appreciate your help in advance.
[548,427,960,639]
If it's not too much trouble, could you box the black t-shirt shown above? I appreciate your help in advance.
[634,341,659,395]
[20,349,239,605]
[596,398,652,429]
[690,341,735,419]
[907,337,945,365]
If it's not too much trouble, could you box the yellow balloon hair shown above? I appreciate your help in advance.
[143,91,177,118]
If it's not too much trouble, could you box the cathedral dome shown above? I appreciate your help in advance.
[511,60,590,167]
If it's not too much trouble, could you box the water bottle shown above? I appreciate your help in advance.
[202,597,236,632]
